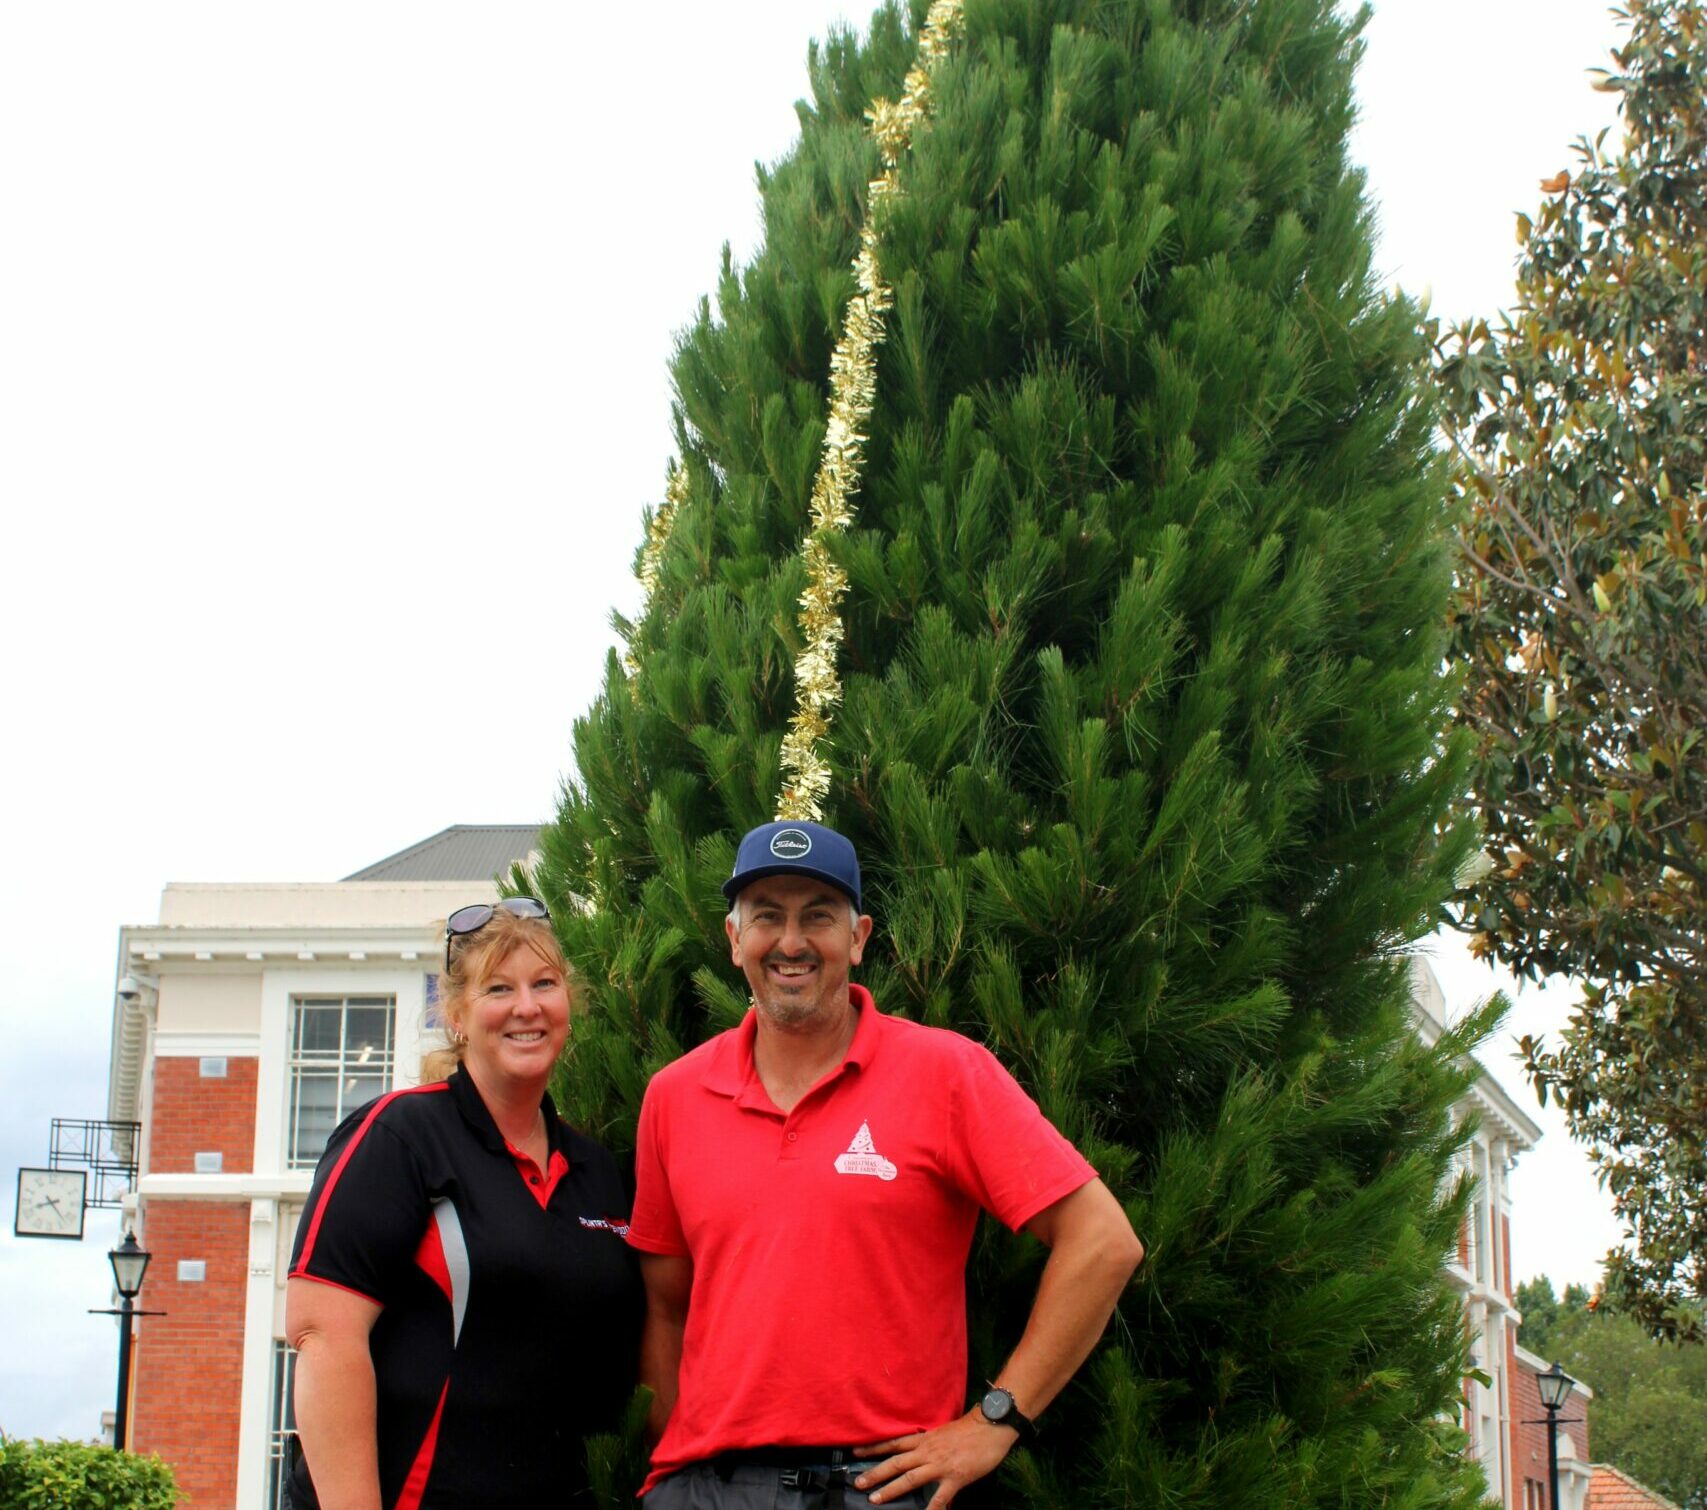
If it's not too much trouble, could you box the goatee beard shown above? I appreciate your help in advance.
[756,988,820,1029]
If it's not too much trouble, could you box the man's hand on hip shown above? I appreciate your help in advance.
[853,1410,1016,1508]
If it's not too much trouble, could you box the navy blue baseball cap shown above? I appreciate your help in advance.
[722,820,862,912]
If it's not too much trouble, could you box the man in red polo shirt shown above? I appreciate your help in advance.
[628,820,1144,1508]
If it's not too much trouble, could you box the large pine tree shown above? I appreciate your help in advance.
[538,1,1494,1503]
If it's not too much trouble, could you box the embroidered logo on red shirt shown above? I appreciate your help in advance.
[578,1215,631,1236]
[834,1121,898,1181]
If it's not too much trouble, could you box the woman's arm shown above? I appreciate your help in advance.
[286,1276,385,1510]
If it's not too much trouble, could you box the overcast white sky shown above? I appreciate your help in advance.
[0,0,1628,1442]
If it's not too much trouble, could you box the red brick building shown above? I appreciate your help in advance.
[1509,1342,1594,1509]
[1413,960,1554,1506]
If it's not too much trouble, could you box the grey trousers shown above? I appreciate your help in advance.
[646,1460,937,1509]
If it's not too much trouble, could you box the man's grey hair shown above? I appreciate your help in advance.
[727,896,860,928]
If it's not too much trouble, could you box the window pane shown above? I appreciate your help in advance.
[290,1072,341,1166]
[342,1073,388,1112]
[268,1342,297,1510]
[344,1008,391,1058]
[295,1004,344,1057]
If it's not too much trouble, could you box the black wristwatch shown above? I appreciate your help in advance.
[978,1386,1035,1441]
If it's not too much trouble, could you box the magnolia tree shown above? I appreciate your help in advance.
[1438,0,1707,1338]
[541,0,1499,1500]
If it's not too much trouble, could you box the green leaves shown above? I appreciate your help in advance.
[1441,0,1707,1338]
[585,1388,656,1510]
[0,1437,177,1510]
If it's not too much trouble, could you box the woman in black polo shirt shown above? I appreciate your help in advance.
[286,899,641,1509]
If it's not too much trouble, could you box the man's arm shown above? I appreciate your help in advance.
[637,1251,694,1444]
[855,1178,1143,1509]
[286,1277,385,1510]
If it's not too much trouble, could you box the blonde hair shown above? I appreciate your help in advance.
[420,907,570,1082]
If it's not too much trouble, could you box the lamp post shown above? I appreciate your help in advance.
[89,1230,164,1451]
[1533,1361,1579,1509]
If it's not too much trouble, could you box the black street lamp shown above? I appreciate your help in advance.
[1530,1361,1581,1509]
[89,1229,165,1452]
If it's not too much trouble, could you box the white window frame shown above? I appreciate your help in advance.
[267,1340,297,1510]
[284,992,397,1170]
[257,966,429,1178]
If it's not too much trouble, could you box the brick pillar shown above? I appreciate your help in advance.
[1508,1327,1528,1508]
[130,1054,260,1508]
[131,1202,251,1508]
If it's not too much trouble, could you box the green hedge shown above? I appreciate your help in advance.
[0,1437,177,1509]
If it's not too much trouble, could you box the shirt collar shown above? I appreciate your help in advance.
[447,1065,569,1157]
[700,983,880,1100]
[845,983,880,1068]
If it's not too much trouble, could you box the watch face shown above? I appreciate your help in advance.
[14,1168,86,1240]
[981,1388,1012,1421]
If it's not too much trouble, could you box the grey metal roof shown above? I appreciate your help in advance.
[344,825,544,883]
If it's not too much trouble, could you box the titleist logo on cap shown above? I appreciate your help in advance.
[769,828,813,859]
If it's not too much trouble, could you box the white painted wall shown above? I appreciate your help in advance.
[160,881,479,930]
[156,971,264,1036]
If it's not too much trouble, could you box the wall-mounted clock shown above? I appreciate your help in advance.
[14,1167,86,1240]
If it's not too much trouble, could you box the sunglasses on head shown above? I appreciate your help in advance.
[445,897,551,969]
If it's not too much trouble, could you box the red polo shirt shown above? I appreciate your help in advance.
[627,985,1095,1493]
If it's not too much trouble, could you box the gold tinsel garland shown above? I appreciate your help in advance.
[776,0,965,821]
[641,461,690,599]
[624,462,692,691]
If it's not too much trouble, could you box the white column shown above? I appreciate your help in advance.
[255,972,291,1174]
[1487,1138,1507,1297]
[1490,1308,1512,1508]
[234,1198,280,1510]
[394,968,430,1090]
[1474,1141,1492,1286]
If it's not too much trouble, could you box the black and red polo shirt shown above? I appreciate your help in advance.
[288,1068,641,1510]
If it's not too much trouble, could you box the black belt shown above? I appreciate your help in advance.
[713,1447,864,1501]
[715,1447,859,1468]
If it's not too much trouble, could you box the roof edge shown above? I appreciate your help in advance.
[343,824,543,882]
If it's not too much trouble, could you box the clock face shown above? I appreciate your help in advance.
[14,1167,86,1240]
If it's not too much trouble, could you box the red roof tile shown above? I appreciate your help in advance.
[1588,1464,1682,1510]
